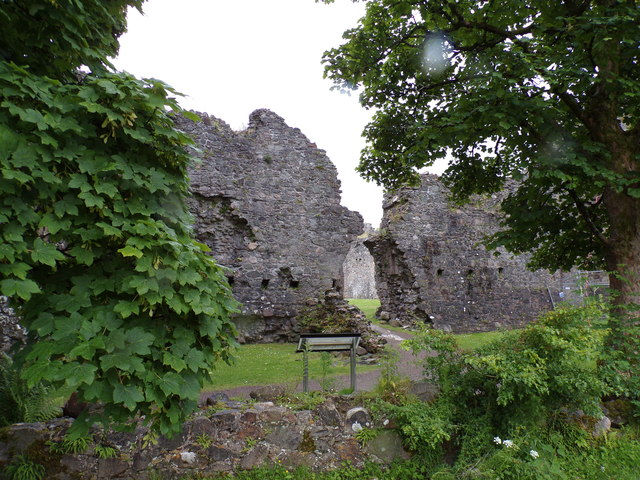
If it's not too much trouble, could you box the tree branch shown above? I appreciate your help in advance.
[567,188,610,246]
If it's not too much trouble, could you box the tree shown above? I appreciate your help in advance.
[0,1,238,437]
[323,2,639,315]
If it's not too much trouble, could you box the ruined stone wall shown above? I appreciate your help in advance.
[0,297,25,354]
[0,396,406,479]
[176,110,363,342]
[343,225,378,299]
[368,174,566,333]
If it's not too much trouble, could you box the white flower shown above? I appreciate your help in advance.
[529,450,539,459]
[493,436,502,445]
[503,439,514,448]
[352,421,363,433]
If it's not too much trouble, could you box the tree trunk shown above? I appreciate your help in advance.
[603,188,640,365]
[604,189,640,315]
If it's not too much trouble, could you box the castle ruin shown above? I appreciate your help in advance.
[343,224,378,299]
[367,174,567,333]
[177,110,363,342]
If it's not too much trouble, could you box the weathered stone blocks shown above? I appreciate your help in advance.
[0,398,406,478]
[176,110,363,343]
[367,174,568,332]
[343,224,378,299]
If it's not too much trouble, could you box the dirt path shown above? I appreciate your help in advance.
[202,324,426,401]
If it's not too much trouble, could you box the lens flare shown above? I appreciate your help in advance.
[421,32,451,77]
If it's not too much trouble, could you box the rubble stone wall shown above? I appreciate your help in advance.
[177,110,363,343]
[0,397,405,480]
[0,297,24,354]
[367,175,566,333]
[343,225,378,299]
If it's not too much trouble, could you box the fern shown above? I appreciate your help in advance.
[6,455,46,480]
[0,354,61,426]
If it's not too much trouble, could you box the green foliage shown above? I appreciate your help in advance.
[0,1,239,437]
[374,301,640,478]
[0,354,61,426]
[200,459,434,480]
[403,324,459,389]
[94,444,119,459]
[195,433,213,449]
[454,329,516,352]
[276,391,328,411]
[599,313,640,414]
[382,399,454,455]
[5,455,45,480]
[354,426,380,446]
[323,0,640,277]
[374,345,411,404]
[242,437,258,453]
[319,352,336,392]
[47,434,91,455]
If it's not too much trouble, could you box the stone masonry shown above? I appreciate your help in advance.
[176,110,363,343]
[0,296,25,354]
[0,395,407,479]
[367,174,567,333]
[343,224,378,299]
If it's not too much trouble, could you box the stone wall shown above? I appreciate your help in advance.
[176,110,363,343]
[0,396,406,479]
[367,174,567,333]
[0,297,25,354]
[343,225,378,299]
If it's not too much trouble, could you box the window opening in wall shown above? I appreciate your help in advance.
[498,267,504,275]
[261,279,270,290]
[437,269,444,276]
[467,269,474,276]
[227,276,235,286]
[289,280,300,289]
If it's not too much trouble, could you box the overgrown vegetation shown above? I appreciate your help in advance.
[192,460,434,480]
[300,298,381,353]
[0,354,61,426]
[370,299,640,479]
[0,0,238,438]
[5,455,46,480]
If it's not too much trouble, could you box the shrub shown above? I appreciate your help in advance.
[0,354,61,426]
[381,300,625,476]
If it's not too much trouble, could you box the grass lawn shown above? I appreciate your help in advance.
[204,343,377,391]
[205,301,517,391]
[347,298,410,334]
[348,298,516,351]
[454,329,517,351]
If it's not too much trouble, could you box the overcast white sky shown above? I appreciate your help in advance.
[113,0,446,227]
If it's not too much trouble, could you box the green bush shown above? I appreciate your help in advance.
[0,354,61,426]
[6,455,45,480]
[375,300,640,478]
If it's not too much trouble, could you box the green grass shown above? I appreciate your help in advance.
[348,298,518,351]
[348,298,380,320]
[454,329,517,351]
[204,343,376,391]
[348,298,409,334]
